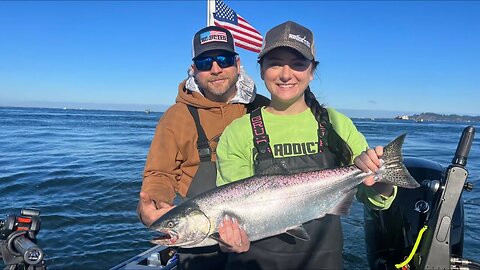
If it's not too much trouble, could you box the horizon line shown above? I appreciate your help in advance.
[3,104,479,119]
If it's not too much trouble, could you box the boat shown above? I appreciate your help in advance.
[395,115,410,120]
[3,127,475,270]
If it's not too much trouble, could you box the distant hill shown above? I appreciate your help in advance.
[401,113,480,123]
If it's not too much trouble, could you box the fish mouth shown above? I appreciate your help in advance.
[152,230,178,246]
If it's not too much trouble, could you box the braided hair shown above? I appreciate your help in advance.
[304,85,353,166]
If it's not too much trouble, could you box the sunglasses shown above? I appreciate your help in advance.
[194,55,236,71]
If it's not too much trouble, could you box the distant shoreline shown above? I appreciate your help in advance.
[0,105,164,114]
[395,112,480,123]
[0,102,170,113]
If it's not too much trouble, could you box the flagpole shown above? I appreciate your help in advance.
[207,0,215,26]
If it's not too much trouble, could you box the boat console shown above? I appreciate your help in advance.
[365,126,479,270]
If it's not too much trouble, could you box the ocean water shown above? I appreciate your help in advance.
[0,107,479,269]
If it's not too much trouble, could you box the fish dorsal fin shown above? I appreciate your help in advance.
[285,226,310,241]
[209,232,233,249]
[327,189,356,216]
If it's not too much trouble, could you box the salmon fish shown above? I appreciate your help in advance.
[150,134,419,248]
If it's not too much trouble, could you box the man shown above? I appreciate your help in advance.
[137,25,269,269]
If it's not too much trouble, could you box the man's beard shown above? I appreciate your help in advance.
[198,75,238,98]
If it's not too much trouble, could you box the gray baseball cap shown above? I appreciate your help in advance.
[258,21,315,61]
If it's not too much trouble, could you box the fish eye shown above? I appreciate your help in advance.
[166,221,175,228]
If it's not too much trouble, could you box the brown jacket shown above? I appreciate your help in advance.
[141,80,256,205]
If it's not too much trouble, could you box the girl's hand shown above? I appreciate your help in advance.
[218,215,250,253]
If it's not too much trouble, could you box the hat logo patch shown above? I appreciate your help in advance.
[200,30,228,44]
[288,34,311,48]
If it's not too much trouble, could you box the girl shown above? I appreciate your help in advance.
[215,21,395,270]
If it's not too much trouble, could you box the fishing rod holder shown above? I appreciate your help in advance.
[415,126,476,270]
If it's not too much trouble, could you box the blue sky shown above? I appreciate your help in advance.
[1,1,479,117]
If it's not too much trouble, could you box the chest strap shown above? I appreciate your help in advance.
[250,108,332,158]
[249,108,273,160]
[318,120,328,153]
[186,105,211,162]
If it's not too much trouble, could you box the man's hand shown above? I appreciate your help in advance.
[218,215,250,253]
[138,191,174,227]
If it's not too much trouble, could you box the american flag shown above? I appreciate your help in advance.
[213,0,263,53]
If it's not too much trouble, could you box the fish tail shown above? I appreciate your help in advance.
[378,134,420,188]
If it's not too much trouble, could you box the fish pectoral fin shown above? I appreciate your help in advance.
[327,189,356,216]
[209,233,233,249]
[285,226,310,241]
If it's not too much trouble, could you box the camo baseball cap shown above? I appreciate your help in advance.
[258,21,315,61]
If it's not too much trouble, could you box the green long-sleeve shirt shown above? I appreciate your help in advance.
[216,107,397,210]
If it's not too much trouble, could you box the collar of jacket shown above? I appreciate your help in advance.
[184,65,256,104]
